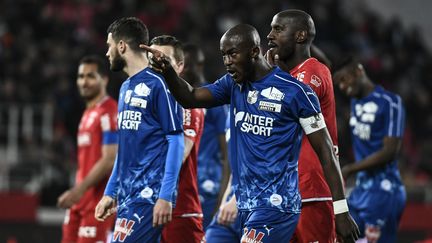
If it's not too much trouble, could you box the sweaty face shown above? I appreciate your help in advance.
[149,44,183,75]
[267,15,297,61]
[333,67,360,98]
[76,63,105,101]
[106,33,126,72]
[220,35,253,84]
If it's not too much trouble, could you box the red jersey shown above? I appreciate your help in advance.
[74,96,118,211]
[290,58,339,201]
[173,108,205,217]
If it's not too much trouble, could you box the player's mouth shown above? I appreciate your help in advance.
[227,69,239,80]
[268,42,278,51]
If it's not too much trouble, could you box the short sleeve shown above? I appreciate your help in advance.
[100,103,118,145]
[290,85,321,120]
[384,95,405,138]
[205,75,232,106]
[183,108,203,143]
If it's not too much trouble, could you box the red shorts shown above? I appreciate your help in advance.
[161,216,205,243]
[62,208,115,243]
[290,200,336,243]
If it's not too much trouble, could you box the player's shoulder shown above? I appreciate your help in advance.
[273,67,313,92]
[302,58,331,77]
[372,86,401,104]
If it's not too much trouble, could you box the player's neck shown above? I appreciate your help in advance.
[124,53,149,77]
[252,58,273,82]
[86,92,107,108]
[281,50,310,72]
[359,78,375,98]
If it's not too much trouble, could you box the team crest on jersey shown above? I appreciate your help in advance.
[247,90,259,104]
[124,90,132,104]
[134,83,151,96]
[260,87,284,101]
[113,218,135,242]
[241,228,265,243]
[310,74,322,87]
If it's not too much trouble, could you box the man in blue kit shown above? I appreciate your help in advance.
[94,17,184,243]
[141,24,359,242]
[333,56,406,243]
[181,43,229,229]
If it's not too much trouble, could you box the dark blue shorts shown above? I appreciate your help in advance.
[239,209,299,243]
[205,211,242,243]
[349,187,406,243]
[112,203,161,243]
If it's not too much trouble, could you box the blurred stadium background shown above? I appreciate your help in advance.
[0,0,431,242]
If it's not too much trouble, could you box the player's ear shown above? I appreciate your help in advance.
[295,30,307,43]
[251,46,260,59]
[118,40,126,54]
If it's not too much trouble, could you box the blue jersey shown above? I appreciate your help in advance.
[206,67,322,213]
[111,67,183,207]
[349,85,405,207]
[197,104,228,196]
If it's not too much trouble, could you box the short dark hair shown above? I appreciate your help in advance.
[150,35,184,63]
[79,55,109,77]
[332,55,358,73]
[107,17,149,53]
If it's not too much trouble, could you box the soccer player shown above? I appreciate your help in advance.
[94,17,184,243]
[57,55,118,243]
[266,10,339,242]
[333,56,406,243]
[182,43,229,229]
[205,112,242,243]
[141,24,359,242]
[148,35,206,243]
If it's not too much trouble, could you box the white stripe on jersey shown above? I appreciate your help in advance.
[146,71,177,130]
[275,74,319,113]
[396,95,403,136]
[382,94,395,136]
[301,197,333,203]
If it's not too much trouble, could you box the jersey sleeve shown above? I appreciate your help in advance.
[204,75,232,106]
[384,95,405,138]
[153,78,183,134]
[290,85,326,135]
[183,108,203,143]
[100,104,118,145]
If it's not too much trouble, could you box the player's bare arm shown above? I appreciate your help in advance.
[57,144,117,209]
[307,127,360,243]
[342,137,402,179]
[139,44,215,108]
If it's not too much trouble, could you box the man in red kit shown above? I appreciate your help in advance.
[267,10,345,243]
[57,55,118,243]
[149,35,205,243]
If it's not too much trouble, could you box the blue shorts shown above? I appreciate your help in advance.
[239,209,299,243]
[205,211,242,243]
[349,186,406,243]
[112,203,161,243]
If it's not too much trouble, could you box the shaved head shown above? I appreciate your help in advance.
[275,10,316,43]
[221,24,261,49]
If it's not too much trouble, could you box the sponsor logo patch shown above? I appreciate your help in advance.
[113,218,135,242]
[260,87,285,101]
[130,97,147,109]
[258,101,281,113]
[134,83,151,96]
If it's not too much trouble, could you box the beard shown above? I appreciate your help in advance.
[110,49,126,72]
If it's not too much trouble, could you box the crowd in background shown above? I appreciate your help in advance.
[0,0,431,206]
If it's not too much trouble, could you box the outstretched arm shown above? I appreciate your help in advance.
[140,44,215,108]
